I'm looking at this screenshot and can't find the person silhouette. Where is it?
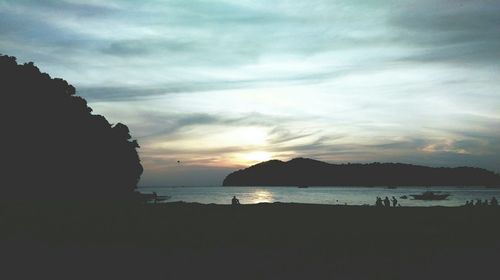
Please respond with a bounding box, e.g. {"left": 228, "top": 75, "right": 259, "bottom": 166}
{"left": 391, "top": 196, "right": 398, "bottom": 207}
{"left": 383, "top": 197, "right": 390, "bottom": 207}
{"left": 491, "top": 197, "right": 498, "bottom": 206}
{"left": 231, "top": 196, "right": 240, "bottom": 205}
{"left": 375, "top": 197, "right": 383, "bottom": 207}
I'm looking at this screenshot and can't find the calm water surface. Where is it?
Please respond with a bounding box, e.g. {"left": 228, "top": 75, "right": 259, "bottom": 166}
{"left": 138, "top": 186, "right": 500, "bottom": 207}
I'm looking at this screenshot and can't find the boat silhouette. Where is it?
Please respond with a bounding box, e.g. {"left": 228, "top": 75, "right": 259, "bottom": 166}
{"left": 410, "top": 191, "right": 450, "bottom": 200}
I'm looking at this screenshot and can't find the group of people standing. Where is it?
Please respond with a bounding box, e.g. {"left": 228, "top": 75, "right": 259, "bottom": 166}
{"left": 375, "top": 196, "right": 398, "bottom": 207}
{"left": 465, "top": 197, "right": 498, "bottom": 207}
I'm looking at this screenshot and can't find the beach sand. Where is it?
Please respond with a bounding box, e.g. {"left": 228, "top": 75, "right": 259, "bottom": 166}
{"left": 1, "top": 201, "right": 499, "bottom": 279}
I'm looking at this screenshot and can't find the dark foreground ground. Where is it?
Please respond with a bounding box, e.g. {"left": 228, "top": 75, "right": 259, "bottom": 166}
{"left": 1, "top": 201, "right": 499, "bottom": 279}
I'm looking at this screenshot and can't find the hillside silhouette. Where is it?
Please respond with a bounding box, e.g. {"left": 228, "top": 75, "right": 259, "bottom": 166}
{"left": 223, "top": 158, "right": 500, "bottom": 187}
{"left": 0, "top": 54, "right": 143, "bottom": 199}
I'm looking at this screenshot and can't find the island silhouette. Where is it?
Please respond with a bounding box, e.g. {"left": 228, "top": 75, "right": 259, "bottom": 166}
{"left": 0, "top": 54, "right": 143, "bottom": 200}
{"left": 223, "top": 158, "right": 500, "bottom": 187}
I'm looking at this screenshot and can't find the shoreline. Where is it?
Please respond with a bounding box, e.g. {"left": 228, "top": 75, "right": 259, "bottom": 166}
{"left": 156, "top": 200, "right": 498, "bottom": 208}
{"left": 138, "top": 186, "right": 500, "bottom": 207}
{"left": 161, "top": 200, "right": 473, "bottom": 207}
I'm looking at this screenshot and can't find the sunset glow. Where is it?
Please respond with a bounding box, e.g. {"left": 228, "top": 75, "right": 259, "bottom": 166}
{"left": 2, "top": 0, "right": 499, "bottom": 186}
{"left": 243, "top": 151, "right": 272, "bottom": 165}
{"left": 249, "top": 189, "right": 274, "bottom": 204}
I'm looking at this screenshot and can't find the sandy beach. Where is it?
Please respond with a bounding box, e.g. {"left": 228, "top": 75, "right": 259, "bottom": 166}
{"left": 1, "top": 201, "right": 499, "bottom": 279}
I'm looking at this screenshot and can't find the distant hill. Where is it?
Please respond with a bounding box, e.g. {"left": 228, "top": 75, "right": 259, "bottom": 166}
{"left": 223, "top": 158, "right": 500, "bottom": 187}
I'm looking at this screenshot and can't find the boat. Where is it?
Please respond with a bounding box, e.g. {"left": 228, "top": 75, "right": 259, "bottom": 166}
{"left": 410, "top": 191, "right": 450, "bottom": 200}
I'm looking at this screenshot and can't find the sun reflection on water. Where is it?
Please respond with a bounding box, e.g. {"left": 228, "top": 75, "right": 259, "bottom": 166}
{"left": 249, "top": 189, "right": 274, "bottom": 204}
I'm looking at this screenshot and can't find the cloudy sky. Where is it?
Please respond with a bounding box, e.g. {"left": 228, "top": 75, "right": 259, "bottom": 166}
{"left": 1, "top": 0, "right": 499, "bottom": 186}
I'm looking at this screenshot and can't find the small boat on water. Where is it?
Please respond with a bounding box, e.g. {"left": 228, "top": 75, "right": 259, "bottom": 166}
{"left": 410, "top": 191, "right": 450, "bottom": 201}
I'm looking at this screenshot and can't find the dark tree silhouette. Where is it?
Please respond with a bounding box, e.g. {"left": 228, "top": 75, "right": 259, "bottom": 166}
{"left": 0, "top": 54, "right": 143, "bottom": 199}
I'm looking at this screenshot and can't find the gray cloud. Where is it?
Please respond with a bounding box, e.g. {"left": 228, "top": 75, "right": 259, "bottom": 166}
{"left": 37, "top": 0, "right": 117, "bottom": 17}
{"left": 101, "top": 41, "right": 153, "bottom": 57}
{"left": 391, "top": 0, "right": 500, "bottom": 64}
{"left": 77, "top": 87, "right": 165, "bottom": 101}
{"left": 1, "top": 0, "right": 117, "bottom": 17}
{"left": 266, "top": 127, "right": 317, "bottom": 145}
{"left": 132, "top": 111, "right": 293, "bottom": 139}
{"left": 0, "top": 10, "right": 74, "bottom": 43}
{"left": 0, "top": 1, "right": 116, "bottom": 41}
{"left": 76, "top": 69, "right": 344, "bottom": 101}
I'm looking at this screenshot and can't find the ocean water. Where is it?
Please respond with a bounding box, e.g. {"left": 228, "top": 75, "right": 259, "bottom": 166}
{"left": 138, "top": 186, "right": 500, "bottom": 207}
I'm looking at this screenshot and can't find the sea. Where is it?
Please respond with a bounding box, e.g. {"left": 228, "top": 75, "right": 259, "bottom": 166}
{"left": 138, "top": 186, "right": 500, "bottom": 207}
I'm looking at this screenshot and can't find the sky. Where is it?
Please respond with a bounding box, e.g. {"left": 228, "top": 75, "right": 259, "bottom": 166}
{"left": 1, "top": 0, "right": 500, "bottom": 186}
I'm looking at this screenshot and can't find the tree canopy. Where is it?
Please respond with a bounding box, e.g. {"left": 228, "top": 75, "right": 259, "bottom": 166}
{"left": 0, "top": 54, "right": 143, "bottom": 199}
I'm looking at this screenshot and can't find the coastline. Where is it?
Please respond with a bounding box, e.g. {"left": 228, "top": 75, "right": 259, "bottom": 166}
{"left": 138, "top": 186, "right": 500, "bottom": 207}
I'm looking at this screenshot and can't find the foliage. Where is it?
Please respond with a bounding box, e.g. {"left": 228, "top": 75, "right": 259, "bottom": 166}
{"left": 0, "top": 54, "right": 143, "bottom": 199}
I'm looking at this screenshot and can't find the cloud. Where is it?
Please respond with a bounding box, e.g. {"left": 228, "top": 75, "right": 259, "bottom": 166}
{"left": 130, "top": 111, "right": 295, "bottom": 139}
{"left": 2, "top": 0, "right": 396, "bottom": 88}
{"left": 77, "top": 87, "right": 167, "bottom": 101}
{"left": 3, "top": 0, "right": 500, "bottom": 186}
{"left": 266, "top": 127, "right": 317, "bottom": 145}
{"left": 0, "top": 0, "right": 118, "bottom": 43}
{"left": 1, "top": 0, "right": 118, "bottom": 17}
{"left": 391, "top": 0, "right": 500, "bottom": 64}
{"left": 101, "top": 41, "right": 153, "bottom": 57}
{"left": 76, "top": 68, "right": 345, "bottom": 101}
{"left": 36, "top": 0, "right": 118, "bottom": 17}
